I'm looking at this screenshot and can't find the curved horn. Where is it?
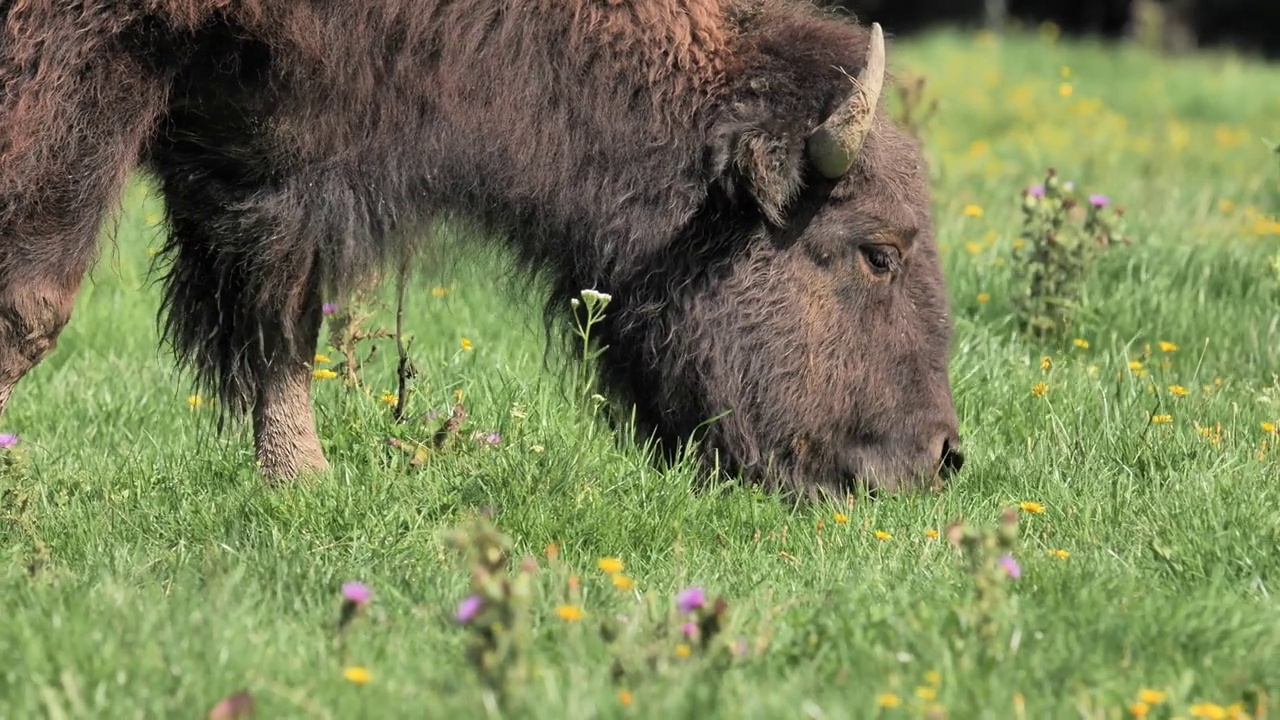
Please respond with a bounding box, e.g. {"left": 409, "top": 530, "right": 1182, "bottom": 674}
{"left": 806, "top": 22, "right": 887, "bottom": 179}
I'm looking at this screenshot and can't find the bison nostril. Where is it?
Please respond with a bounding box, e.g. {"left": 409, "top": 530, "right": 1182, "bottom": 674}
{"left": 939, "top": 437, "right": 965, "bottom": 476}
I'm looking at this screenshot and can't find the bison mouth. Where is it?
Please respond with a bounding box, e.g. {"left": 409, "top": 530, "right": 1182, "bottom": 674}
{"left": 720, "top": 431, "right": 965, "bottom": 501}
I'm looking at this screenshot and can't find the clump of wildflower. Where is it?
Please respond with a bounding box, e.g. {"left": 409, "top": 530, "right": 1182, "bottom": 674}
{"left": 833, "top": 513, "right": 848, "bottom": 524}
{"left": 1012, "top": 167, "right": 1130, "bottom": 342}
{"left": 1048, "top": 549, "right": 1070, "bottom": 559}
{"left": 1032, "top": 382, "right": 1048, "bottom": 397}
{"left": 963, "top": 204, "right": 984, "bottom": 218}
{"left": 1168, "top": 385, "right": 1189, "bottom": 397}
{"left": 445, "top": 513, "right": 539, "bottom": 703}
{"left": 1073, "top": 337, "right": 1089, "bottom": 349}
{"left": 322, "top": 302, "right": 339, "bottom": 316}
{"left": 1151, "top": 414, "right": 1173, "bottom": 424}
{"left": 672, "top": 585, "right": 729, "bottom": 653}
{"left": 1158, "top": 340, "right": 1178, "bottom": 353}
{"left": 925, "top": 529, "right": 939, "bottom": 539}
{"left": 313, "top": 368, "right": 337, "bottom": 380}
{"left": 1019, "top": 501, "right": 1045, "bottom": 514}
{"left": 0, "top": 433, "right": 19, "bottom": 449}
{"left": 945, "top": 507, "right": 1024, "bottom": 662}
{"left": 874, "top": 529, "right": 892, "bottom": 541}
{"left": 598, "top": 557, "right": 624, "bottom": 574}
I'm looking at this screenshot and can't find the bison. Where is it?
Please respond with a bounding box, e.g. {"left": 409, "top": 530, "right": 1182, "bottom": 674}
{"left": 0, "top": 0, "right": 964, "bottom": 497}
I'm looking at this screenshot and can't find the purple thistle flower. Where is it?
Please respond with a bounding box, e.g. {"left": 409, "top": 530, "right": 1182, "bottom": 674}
{"left": 456, "top": 595, "right": 483, "bottom": 623}
{"left": 681, "top": 621, "right": 698, "bottom": 638}
{"left": 1088, "top": 194, "right": 1110, "bottom": 207}
{"left": 999, "top": 554, "right": 1022, "bottom": 579}
{"left": 0, "top": 432, "right": 17, "bottom": 449}
{"left": 1028, "top": 184, "right": 1045, "bottom": 197}
{"left": 483, "top": 431, "right": 501, "bottom": 445}
{"left": 341, "top": 581, "right": 372, "bottom": 605}
{"left": 676, "top": 586, "right": 706, "bottom": 614}
{"left": 322, "top": 302, "right": 339, "bottom": 316}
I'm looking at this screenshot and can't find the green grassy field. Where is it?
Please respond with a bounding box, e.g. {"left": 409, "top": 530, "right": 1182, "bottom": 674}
{"left": 3, "top": 27, "right": 1280, "bottom": 720}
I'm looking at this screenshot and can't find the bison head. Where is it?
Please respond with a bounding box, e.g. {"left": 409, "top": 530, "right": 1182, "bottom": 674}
{"left": 595, "top": 22, "right": 962, "bottom": 499}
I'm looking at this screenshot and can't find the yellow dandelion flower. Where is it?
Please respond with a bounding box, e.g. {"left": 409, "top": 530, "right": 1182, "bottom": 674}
{"left": 1189, "top": 703, "right": 1227, "bottom": 719}
{"left": 1151, "top": 414, "right": 1173, "bottom": 424}
{"left": 876, "top": 693, "right": 902, "bottom": 709}
{"left": 1073, "top": 338, "right": 1089, "bottom": 349}
{"left": 618, "top": 690, "right": 634, "bottom": 706}
{"left": 1263, "top": 422, "right": 1276, "bottom": 434}
{"left": 1158, "top": 341, "right": 1178, "bottom": 352}
{"left": 1019, "top": 501, "right": 1045, "bottom": 514}
{"left": 187, "top": 394, "right": 204, "bottom": 409}
{"left": 1031, "top": 382, "right": 1048, "bottom": 397}
{"left": 925, "top": 670, "right": 941, "bottom": 686}
{"left": 314, "top": 353, "right": 331, "bottom": 364}
{"left": 1059, "top": 83, "right": 1073, "bottom": 98}
{"left": 925, "top": 529, "right": 939, "bottom": 540}
{"left": 1130, "top": 701, "right": 1150, "bottom": 718}
{"left": 431, "top": 286, "right": 449, "bottom": 297}
{"left": 833, "top": 513, "right": 848, "bottom": 524}
{"left": 597, "top": 557, "right": 624, "bottom": 574}
{"left": 556, "top": 604, "right": 584, "bottom": 622}
{"left": 963, "top": 204, "right": 984, "bottom": 218}
{"left": 612, "top": 574, "right": 635, "bottom": 590}
{"left": 977, "top": 292, "right": 990, "bottom": 304}
{"left": 915, "top": 686, "right": 937, "bottom": 702}
{"left": 1226, "top": 702, "right": 1248, "bottom": 719}
{"left": 380, "top": 393, "right": 398, "bottom": 405}
{"left": 675, "top": 643, "right": 692, "bottom": 658}
{"left": 313, "top": 369, "right": 338, "bottom": 380}
{"left": 1138, "top": 689, "right": 1167, "bottom": 705}
{"left": 1049, "top": 548, "right": 1070, "bottom": 559}
{"left": 1129, "top": 360, "right": 1144, "bottom": 372}
{"left": 1040, "top": 355, "right": 1052, "bottom": 371}
{"left": 873, "top": 530, "right": 892, "bottom": 541}
{"left": 1218, "top": 199, "right": 1236, "bottom": 213}
{"left": 343, "top": 666, "right": 371, "bottom": 685}
{"left": 1168, "top": 385, "right": 1189, "bottom": 397}
{"left": 965, "top": 241, "right": 983, "bottom": 255}
{"left": 460, "top": 337, "right": 474, "bottom": 351}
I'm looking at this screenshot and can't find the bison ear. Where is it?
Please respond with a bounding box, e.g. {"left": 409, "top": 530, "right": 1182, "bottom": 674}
{"left": 712, "top": 119, "right": 807, "bottom": 227}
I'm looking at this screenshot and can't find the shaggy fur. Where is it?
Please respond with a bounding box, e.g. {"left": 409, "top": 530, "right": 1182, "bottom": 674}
{"left": 0, "top": 0, "right": 964, "bottom": 496}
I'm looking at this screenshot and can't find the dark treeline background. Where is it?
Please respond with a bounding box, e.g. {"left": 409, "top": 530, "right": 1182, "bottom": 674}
{"left": 824, "top": 0, "right": 1279, "bottom": 58}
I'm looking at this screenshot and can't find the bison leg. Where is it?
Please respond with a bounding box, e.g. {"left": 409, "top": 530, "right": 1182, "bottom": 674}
{"left": 148, "top": 162, "right": 330, "bottom": 482}
{"left": 0, "top": 29, "right": 167, "bottom": 418}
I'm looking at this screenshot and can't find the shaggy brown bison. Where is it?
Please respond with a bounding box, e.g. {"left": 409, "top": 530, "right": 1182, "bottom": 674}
{"left": 0, "top": 0, "right": 963, "bottom": 497}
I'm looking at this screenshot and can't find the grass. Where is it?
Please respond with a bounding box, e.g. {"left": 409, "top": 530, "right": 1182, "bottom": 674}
{"left": 4, "top": 26, "right": 1280, "bottom": 720}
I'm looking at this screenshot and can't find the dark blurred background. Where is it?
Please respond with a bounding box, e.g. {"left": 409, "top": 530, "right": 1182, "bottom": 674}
{"left": 823, "top": 0, "right": 1279, "bottom": 58}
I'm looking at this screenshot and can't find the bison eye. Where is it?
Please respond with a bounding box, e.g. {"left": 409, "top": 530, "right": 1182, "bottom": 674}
{"left": 861, "top": 244, "right": 901, "bottom": 275}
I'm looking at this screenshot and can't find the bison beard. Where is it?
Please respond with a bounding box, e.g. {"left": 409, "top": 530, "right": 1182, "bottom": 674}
{"left": 0, "top": 0, "right": 963, "bottom": 498}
